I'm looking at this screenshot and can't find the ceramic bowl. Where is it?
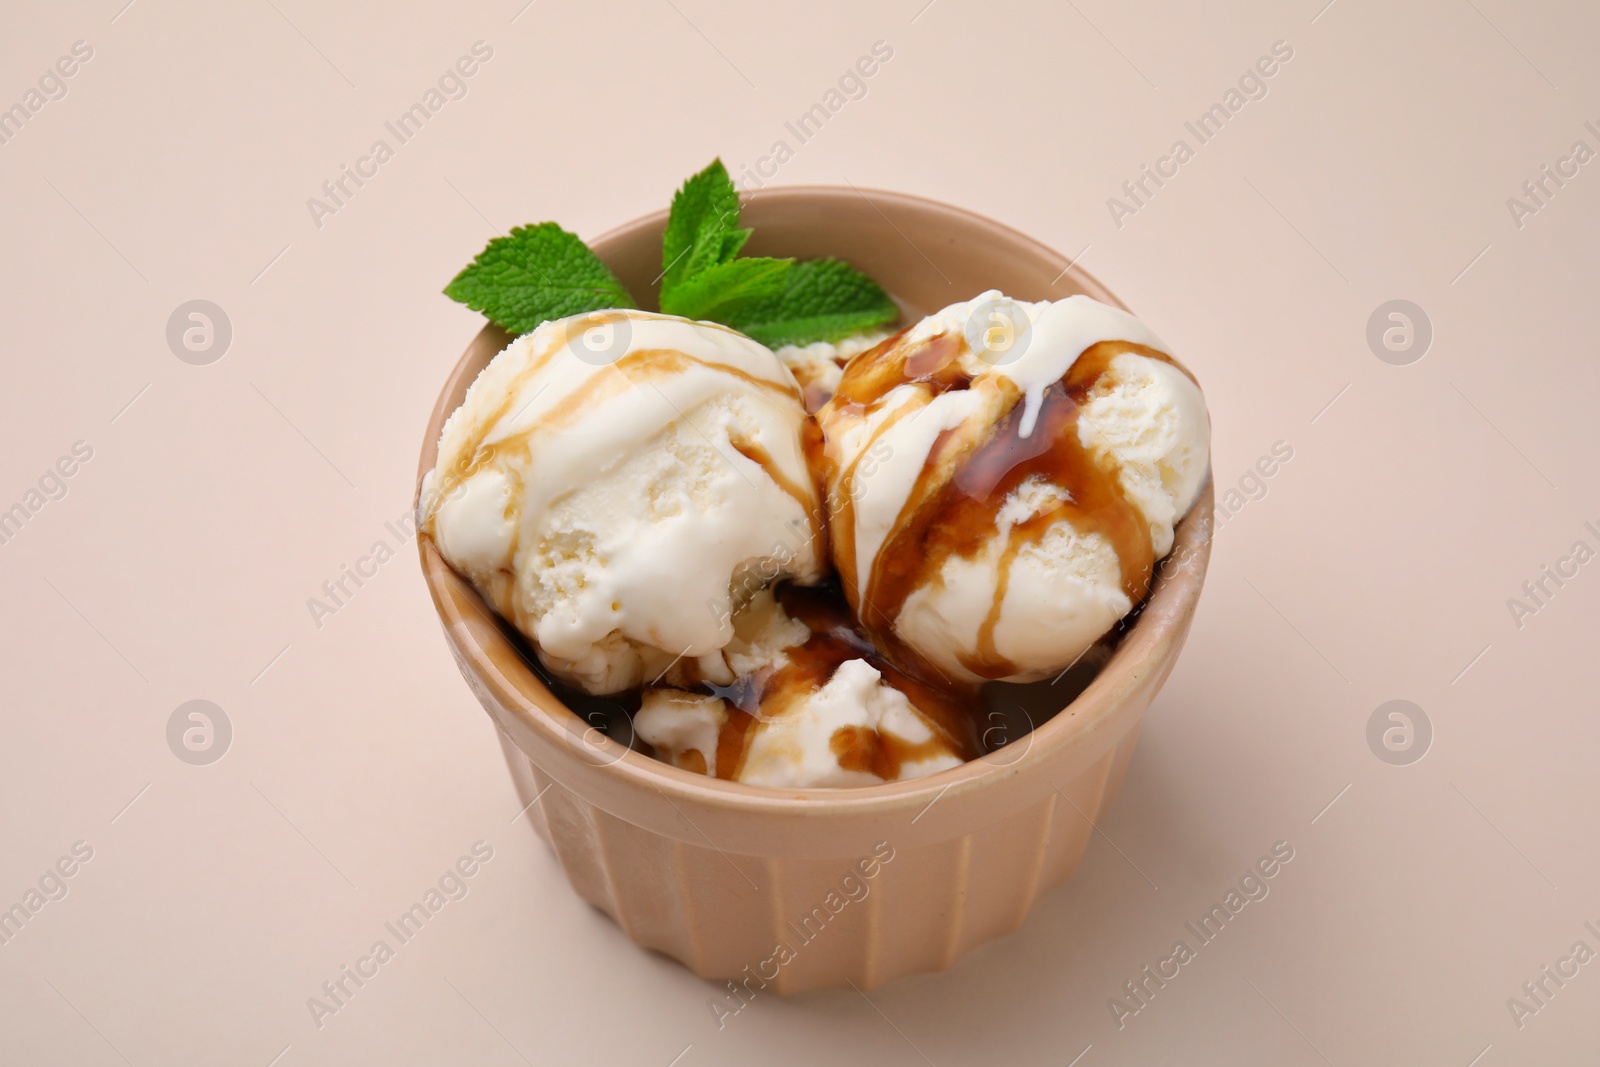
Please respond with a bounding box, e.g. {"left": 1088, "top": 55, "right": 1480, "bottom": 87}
{"left": 416, "top": 187, "right": 1213, "bottom": 993}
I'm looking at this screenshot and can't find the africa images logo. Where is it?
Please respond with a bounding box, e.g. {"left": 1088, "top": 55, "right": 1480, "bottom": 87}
{"left": 1107, "top": 841, "right": 1296, "bottom": 1029}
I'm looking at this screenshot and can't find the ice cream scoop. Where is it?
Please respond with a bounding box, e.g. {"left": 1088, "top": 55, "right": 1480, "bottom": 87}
{"left": 814, "top": 292, "right": 1210, "bottom": 684}
{"left": 632, "top": 587, "right": 975, "bottom": 786}
{"left": 420, "top": 309, "right": 827, "bottom": 694}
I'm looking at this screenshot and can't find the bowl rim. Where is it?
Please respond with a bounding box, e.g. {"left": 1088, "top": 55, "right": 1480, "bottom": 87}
{"left": 416, "top": 184, "right": 1213, "bottom": 818}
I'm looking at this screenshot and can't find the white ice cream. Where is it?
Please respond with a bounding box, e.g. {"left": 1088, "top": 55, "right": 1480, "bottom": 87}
{"left": 817, "top": 291, "right": 1209, "bottom": 684}
{"left": 633, "top": 592, "right": 964, "bottom": 787}
{"left": 774, "top": 329, "right": 893, "bottom": 411}
{"left": 420, "top": 310, "right": 826, "bottom": 694}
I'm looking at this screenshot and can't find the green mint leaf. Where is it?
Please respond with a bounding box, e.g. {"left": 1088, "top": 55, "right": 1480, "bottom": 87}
{"left": 660, "top": 159, "right": 742, "bottom": 299}
{"left": 659, "top": 256, "right": 794, "bottom": 322}
{"left": 719, "top": 226, "right": 753, "bottom": 262}
{"left": 725, "top": 258, "right": 900, "bottom": 348}
{"left": 444, "top": 222, "right": 635, "bottom": 335}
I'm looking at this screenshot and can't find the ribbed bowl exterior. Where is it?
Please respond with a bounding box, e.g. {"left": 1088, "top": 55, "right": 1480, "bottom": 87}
{"left": 418, "top": 187, "right": 1212, "bottom": 994}
{"left": 495, "top": 723, "right": 1143, "bottom": 993}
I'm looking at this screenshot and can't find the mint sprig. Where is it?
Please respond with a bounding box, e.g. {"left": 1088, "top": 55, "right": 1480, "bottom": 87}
{"left": 659, "top": 159, "right": 750, "bottom": 297}
{"left": 444, "top": 223, "right": 634, "bottom": 335}
{"left": 657, "top": 159, "right": 897, "bottom": 344}
{"left": 658, "top": 160, "right": 794, "bottom": 321}
{"left": 443, "top": 158, "right": 901, "bottom": 347}
{"left": 725, "top": 258, "right": 899, "bottom": 348}
{"left": 659, "top": 256, "right": 793, "bottom": 322}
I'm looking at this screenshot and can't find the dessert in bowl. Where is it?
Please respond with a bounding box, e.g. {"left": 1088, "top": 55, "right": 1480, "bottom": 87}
{"left": 417, "top": 175, "right": 1213, "bottom": 992}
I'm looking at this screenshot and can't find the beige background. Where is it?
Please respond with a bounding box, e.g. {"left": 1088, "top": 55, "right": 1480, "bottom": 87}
{"left": 2, "top": 0, "right": 1597, "bottom": 1063}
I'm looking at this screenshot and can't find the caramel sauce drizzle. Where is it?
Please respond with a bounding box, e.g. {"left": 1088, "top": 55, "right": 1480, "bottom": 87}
{"left": 437, "top": 319, "right": 804, "bottom": 524}
{"left": 695, "top": 584, "right": 981, "bottom": 781}
{"left": 828, "top": 330, "right": 1183, "bottom": 681}
{"left": 728, "top": 437, "right": 824, "bottom": 559}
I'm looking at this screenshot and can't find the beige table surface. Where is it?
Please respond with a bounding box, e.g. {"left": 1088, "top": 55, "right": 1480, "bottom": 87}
{"left": 3, "top": 0, "right": 1598, "bottom": 1063}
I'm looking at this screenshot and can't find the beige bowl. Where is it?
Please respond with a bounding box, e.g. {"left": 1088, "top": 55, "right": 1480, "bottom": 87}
{"left": 416, "top": 187, "right": 1213, "bottom": 994}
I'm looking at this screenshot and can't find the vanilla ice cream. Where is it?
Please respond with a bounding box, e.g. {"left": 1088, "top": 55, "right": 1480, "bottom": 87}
{"left": 774, "top": 329, "right": 893, "bottom": 412}
{"left": 633, "top": 589, "right": 971, "bottom": 786}
{"left": 815, "top": 292, "right": 1209, "bottom": 684}
{"left": 420, "top": 309, "right": 826, "bottom": 694}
